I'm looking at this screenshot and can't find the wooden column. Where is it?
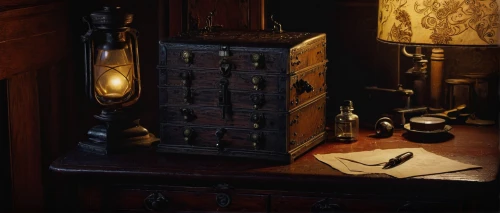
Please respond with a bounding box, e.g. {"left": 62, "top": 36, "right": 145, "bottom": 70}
{"left": 7, "top": 72, "right": 43, "bottom": 210}
{"left": 169, "top": 0, "right": 184, "bottom": 37}
{"left": 430, "top": 48, "right": 445, "bottom": 110}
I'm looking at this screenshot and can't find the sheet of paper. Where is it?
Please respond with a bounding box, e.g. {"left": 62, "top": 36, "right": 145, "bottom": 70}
{"left": 314, "top": 152, "right": 369, "bottom": 175}
{"left": 314, "top": 148, "right": 481, "bottom": 178}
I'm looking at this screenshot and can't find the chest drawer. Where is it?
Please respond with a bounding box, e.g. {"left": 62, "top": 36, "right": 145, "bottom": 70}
{"left": 161, "top": 106, "right": 286, "bottom": 131}
{"left": 162, "top": 44, "right": 286, "bottom": 73}
{"left": 159, "top": 68, "right": 286, "bottom": 92}
{"left": 160, "top": 124, "right": 287, "bottom": 155}
{"left": 159, "top": 87, "right": 287, "bottom": 111}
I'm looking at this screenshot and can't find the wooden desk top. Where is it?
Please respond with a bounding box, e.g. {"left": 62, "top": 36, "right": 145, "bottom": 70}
{"left": 50, "top": 125, "right": 499, "bottom": 199}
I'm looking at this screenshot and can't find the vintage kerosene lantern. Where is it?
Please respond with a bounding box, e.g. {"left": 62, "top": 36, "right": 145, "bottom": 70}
{"left": 78, "top": 6, "right": 158, "bottom": 155}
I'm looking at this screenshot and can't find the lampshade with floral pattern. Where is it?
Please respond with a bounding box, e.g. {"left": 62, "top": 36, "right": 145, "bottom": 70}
{"left": 377, "top": 0, "right": 499, "bottom": 47}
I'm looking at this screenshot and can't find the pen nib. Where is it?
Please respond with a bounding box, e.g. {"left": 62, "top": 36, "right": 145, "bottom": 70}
{"left": 382, "top": 152, "right": 413, "bottom": 169}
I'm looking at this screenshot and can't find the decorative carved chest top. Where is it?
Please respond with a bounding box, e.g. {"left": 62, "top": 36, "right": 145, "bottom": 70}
{"left": 170, "top": 30, "right": 322, "bottom": 48}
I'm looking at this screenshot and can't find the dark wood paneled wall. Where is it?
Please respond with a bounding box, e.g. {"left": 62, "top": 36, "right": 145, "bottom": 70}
{"left": 8, "top": 71, "right": 43, "bottom": 210}
{"left": 0, "top": 0, "right": 72, "bottom": 211}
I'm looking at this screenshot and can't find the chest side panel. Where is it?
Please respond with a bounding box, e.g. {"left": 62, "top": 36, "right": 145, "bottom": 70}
{"left": 288, "top": 94, "right": 327, "bottom": 152}
{"left": 289, "top": 35, "right": 327, "bottom": 73}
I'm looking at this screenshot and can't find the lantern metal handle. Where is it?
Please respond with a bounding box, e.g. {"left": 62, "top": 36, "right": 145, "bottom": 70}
{"left": 126, "top": 28, "right": 141, "bottom": 108}
{"left": 82, "top": 16, "right": 95, "bottom": 102}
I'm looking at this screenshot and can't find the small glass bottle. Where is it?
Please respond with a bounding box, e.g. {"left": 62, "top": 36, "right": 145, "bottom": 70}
{"left": 335, "top": 100, "right": 359, "bottom": 142}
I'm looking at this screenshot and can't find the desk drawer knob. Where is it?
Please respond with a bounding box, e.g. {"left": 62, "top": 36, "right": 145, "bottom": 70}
{"left": 215, "top": 193, "right": 231, "bottom": 208}
{"left": 144, "top": 192, "right": 168, "bottom": 211}
{"left": 311, "top": 198, "right": 342, "bottom": 213}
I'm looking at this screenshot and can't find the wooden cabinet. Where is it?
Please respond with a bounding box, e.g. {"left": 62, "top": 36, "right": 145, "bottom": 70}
{"left": 50, "top": 125, "right": 500, "bottom": 213}
{"left": 168, "top": 0, "right": 265, "bottom": 36}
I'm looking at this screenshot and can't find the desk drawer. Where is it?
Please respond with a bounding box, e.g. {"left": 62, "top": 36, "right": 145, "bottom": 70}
{"left": 270, "top": 195, "right": 462, "bottom": 213}
{"left": 110, "top": 186, "right": 268, "bottom": 212}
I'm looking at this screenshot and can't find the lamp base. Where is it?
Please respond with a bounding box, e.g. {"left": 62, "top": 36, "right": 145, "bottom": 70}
{"left": 78, "top": 109, "right": 159, "bottom": 155}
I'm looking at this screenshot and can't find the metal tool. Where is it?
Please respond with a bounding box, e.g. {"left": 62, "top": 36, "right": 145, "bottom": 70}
{"left": 382, "top": 152, "right": 413, "bottom": 169}
{"left": 424, "top": 104, "right": 467, "bottom": 122}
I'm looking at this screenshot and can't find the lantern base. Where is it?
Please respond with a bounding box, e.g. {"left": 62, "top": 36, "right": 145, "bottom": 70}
{"left": 78, "top": 109, "right": 159, "bottom": 155}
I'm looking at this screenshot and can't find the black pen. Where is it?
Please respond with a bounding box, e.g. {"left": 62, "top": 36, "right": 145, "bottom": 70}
{"left": 382, "top": 152, "right": 413, "bottom": 169}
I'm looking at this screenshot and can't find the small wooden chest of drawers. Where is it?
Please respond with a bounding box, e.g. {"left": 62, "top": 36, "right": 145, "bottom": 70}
{"left": 157, "top": 30, "right": 328, "bottom": 163}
